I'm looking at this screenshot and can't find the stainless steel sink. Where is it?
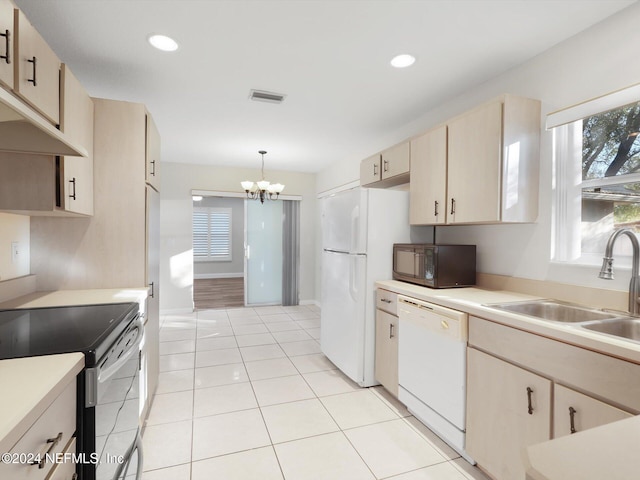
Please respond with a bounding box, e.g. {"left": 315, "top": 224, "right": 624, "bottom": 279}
{"left": 485, "top": 299, "right": 619, "bottom": 323}
{"left": 580, "top": 318, "right": 640, "bottom": 343}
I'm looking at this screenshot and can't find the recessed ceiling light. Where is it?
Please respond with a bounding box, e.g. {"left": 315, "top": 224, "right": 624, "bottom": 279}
{"left": 390, "top": 54, "right": 416, "bottom": 68}
{"left": 148, "top": 34, "right": 179, "bottom": 52}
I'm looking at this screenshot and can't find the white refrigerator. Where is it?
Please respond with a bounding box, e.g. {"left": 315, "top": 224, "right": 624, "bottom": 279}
{"left": 320, "top": 186, "right": 411, "bottom": 386}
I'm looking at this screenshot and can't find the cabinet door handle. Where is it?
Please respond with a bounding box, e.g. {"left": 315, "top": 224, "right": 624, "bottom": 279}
{"left": 27, "top": 56, "right": 37, "bottom": 86}
{"left": 30, "top": 432, "right": 63, "bottom": 469}
{"left": 526, "top": 387, "right": 534, "bottom": 414}
{"left": 450, "top": 198, "right": 456, "bottom": 215}
{"left": 383, "top": 159, "right": 389, "bottom": 172}
{"left": 69, "top": 177, "right": 77, "bottom": 200}
{"left": 373, "top": 163, "right": 378, "bottom": 176}
{"left": 569, "top": 406, "right": 577, "bottom": 434}
{"left": 150, "top": 159, "right": 156, "bottom": 176}
{"left": 149, "top": 281, "right": 155, "bottom": 298}
{"left": 389, "top": 323, "right": 395, "bottom": 338}
{"left": 0, "top": 29, "right": 9, "bottom": 64}
{"left": 434, "top": 200, "right": 439, "bottom": 217}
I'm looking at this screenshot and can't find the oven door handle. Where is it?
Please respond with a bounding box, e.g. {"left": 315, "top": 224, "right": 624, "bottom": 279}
{"left": 98, "top": 319, "right": 143, "bottom": 384}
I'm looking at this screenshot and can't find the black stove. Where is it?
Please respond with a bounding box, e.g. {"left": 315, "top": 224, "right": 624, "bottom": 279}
{"left": 0, "top": 302, "right": 139, "bottom": 365}
{"left": 0, "top": 302, "right": 144, "bottom": 480}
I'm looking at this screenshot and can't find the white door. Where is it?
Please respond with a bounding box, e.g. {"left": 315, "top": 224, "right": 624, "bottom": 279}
{"left": 244, "top": 200, "right": 283, "bottom": 306}
{"left": 320, "top": 250, "right": 367, "bottom": 384}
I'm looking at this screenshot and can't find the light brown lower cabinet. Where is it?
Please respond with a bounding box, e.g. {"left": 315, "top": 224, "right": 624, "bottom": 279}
{"left": 553, "top": 384, "right": 632, "bottom": 438}
{"left": 374, "top": 309, "right": 398, "bottom": 397}
{"left": 466, "top": 347, "right": 552, "bottom": 480}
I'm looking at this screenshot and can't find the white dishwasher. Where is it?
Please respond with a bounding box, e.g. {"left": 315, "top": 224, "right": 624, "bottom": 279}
{"left": 397, "top": 295, "right": 474, "bottom": 463}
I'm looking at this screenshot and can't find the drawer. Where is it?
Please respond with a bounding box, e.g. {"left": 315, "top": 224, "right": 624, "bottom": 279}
{"left": 0, "top": 380, "right": 76, "bottom": 480}
{"left": 45, "top": 436, "right": 76, "bottom": 480}
{"left": 376, "top": 289, "right": 398, "bottom": 315}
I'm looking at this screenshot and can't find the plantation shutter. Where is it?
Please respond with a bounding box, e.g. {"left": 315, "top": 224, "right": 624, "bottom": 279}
{"left": 193, "top": 207, "right": 232, "bottom": 260}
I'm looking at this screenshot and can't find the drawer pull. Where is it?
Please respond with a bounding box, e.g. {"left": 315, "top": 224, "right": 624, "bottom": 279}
{"left": 27, "top": 56, "right": 37, "bottom": 86}
{"left": 569, "top": 406, "right": 577, "bottom": 434}
{"left": 526, "top": 387, "right": 534, "bottom": 415}
{"left": 0, "top": 29, "right": 9, "bottom": 64}
{"left": 380, "top": 298, "right": 392, "bottom": 304}
{"left": 30, "top": 432, "right": 63, "bottom": 469}
{"left": 441, "top": 320, "right": 449, "bottom": 329}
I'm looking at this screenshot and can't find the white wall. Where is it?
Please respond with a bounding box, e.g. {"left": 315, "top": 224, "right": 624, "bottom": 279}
{"left": 0, "top": 213, "right": 30, "bottom": 281}
{"left": 316, "top": 2, "right": 640, "bottom": 296}
{"left": 160, "top": 162, "right": 316, "bottom": 312}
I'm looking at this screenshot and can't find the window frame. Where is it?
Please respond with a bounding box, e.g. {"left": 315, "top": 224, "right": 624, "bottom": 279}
{"left": 552, "top": 83, "right": 640, "bottom": 267}
{"left": 193, "top": 206, "right": 232, "bottom": 262}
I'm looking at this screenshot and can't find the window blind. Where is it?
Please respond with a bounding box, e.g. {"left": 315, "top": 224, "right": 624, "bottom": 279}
{"left": 193, "top": 207, "right": 232, "bottom": 261}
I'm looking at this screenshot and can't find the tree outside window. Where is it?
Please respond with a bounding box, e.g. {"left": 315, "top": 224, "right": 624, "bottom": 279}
{"left": 580, "top": 101, "right": 640, "bottom": 258}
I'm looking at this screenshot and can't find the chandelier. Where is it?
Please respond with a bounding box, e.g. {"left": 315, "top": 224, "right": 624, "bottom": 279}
{"left": 241, "top": 150, "right": 285, "bottom": 203}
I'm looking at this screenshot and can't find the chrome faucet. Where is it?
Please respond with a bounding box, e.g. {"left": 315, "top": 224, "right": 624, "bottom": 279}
{"left": 598, "top": 228, "right": 640, "bottom": 315}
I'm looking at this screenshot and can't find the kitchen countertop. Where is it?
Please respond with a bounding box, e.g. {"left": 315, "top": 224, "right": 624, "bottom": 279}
{"left": 0, "top": 353, "right": 84, "bottom": 454}
{"left": 376, "top": 279, "right": 640, "bottom": 480}
{"left": 0, "top": 288, "right": 149, "bottom": 310}
{"left": 376, "top": 280, "right": 640, "bottom": 364}
{"left": 525, "top": 416, "right": 640, "bottom": 480}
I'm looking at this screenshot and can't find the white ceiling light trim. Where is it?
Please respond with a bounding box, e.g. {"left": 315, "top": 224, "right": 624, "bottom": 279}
{"left": 390, "top": 54, "right": 416, "bottom": 68}
{"left": 148, "top": 34, "right": 179, "bottom": 52}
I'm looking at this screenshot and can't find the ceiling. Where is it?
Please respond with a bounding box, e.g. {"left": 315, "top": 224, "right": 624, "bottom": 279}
{"left": 14, "top": 0, "right": 636, "bottom": 173}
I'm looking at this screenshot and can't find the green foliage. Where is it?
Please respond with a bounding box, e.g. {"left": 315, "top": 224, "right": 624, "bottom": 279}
{"left": 582, "top": 103, "right": 640, "bottom": 179}
{"left": 614, "top": 203, "right": 640, "bottom": 224}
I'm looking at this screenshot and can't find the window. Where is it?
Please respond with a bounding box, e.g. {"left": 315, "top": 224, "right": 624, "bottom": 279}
{"left": 552, "top": 85, "right": 640, "bottom": 264}
{"left": 193, "top": 207, "right": 232, "bottom": 261}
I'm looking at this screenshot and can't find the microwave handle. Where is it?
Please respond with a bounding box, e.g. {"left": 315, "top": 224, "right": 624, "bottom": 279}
{"left": 414, "top": 252, "right": 425, "bottom": 279}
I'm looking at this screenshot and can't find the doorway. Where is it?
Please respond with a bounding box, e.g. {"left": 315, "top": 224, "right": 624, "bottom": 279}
{"left": 193, "top": 195, "right": 245, "bottom": 309}
{"left": 192, "top": 192, "right": 300, "bottom": 310}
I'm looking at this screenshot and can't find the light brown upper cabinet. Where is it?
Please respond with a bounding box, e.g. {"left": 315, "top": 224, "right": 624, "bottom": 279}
{"left": 410, "top": 95, "right": 540, "bottom": 225}
{"left": 0, "top": 64, "right": 93, "bottom": 216}
{"left": 381, "top": 142, "right": 410, "bottom": 181}
{"left": 446, "top": 95, "right": 540, "bottom": 224}
{"left": 360, "top": 142, "right": 410, "bottom": 188}
{"left": 360, "top": 153, "right": 382, "bottom": 186}
{"left": 146, "top": 113, "right": 160, "bottom": 190}
{"left": 0, "top": 0, "right": 14, "bottom": 89}
{"left": 59, "top": 64, "right": 94, "bottom": 215}
{"left": 13, "top": 9, "right": 61, "bottom": 125}
{"left": 410, "top": 125, "right": 447, "bottom": 225}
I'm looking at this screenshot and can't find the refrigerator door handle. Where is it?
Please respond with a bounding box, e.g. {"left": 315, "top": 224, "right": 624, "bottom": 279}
{"left": 350, "top": 206, "right": 359, "bottom": 253}
{"left": 349, "top": 256, "right": 358, "bottom": 302}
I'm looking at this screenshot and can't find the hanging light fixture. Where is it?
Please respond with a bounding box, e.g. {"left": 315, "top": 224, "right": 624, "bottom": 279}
{"left": 241, "top": 150, "right": 285, "bottom": 203}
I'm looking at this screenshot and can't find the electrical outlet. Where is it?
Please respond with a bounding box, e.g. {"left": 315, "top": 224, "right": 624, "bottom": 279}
{"left": 11, "top": 242, "right": 19, "bottom": 263}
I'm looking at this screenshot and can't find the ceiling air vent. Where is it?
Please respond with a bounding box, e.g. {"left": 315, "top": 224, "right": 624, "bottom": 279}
{"left": 249, "top": 89, "right": 286, "bottom": 104}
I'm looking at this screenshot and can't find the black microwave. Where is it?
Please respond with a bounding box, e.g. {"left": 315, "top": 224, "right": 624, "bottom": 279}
{"left": 392, "top": 243, "right": 476, "bottom": 288}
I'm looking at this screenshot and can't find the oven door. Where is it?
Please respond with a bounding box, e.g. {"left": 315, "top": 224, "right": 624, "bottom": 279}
{"left": 91, "top": 318, "right": 143, "bottom": 480}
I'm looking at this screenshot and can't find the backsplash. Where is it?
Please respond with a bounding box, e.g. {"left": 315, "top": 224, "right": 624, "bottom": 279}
{"left": 0, "top": 213, "right": 30, "bottom": 281}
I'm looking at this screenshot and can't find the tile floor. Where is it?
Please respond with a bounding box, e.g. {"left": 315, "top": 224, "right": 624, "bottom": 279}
{"left": 142, "top": 305, "right": 490, "bottom": 480}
